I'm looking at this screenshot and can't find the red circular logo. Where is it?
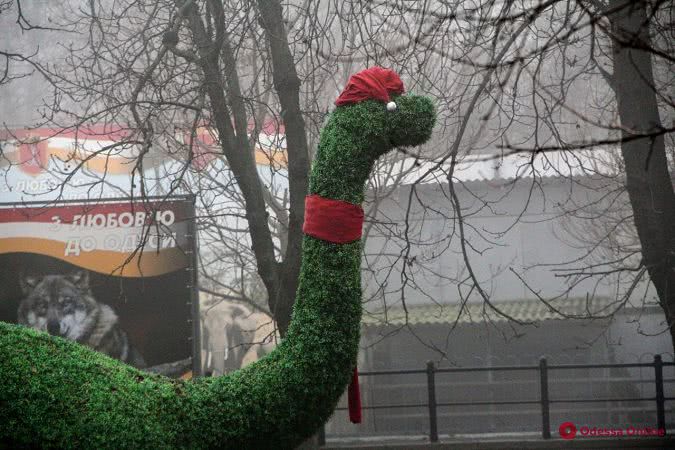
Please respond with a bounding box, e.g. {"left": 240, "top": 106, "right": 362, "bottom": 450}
{"left": 559, "top": 421, "right": 577, "bottom": 440}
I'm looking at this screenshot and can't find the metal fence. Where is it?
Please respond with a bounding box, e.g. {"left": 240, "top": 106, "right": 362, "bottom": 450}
{"left": 321, "top": 355, "right": 674, "bottom": 443}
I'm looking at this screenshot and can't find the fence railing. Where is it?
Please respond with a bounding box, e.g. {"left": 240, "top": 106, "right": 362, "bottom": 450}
{"left": 321, "top": 355, "right": 674, "bottom": 444}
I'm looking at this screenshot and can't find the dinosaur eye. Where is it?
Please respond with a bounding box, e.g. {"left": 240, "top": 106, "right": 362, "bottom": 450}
{"left": 386, "top": 101, "right": 397, "bottom": 112}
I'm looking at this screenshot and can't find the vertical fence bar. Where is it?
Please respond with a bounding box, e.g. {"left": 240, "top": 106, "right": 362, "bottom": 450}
{"left": 654, "top": 354, "right": 665, "bottom": 434}
{"left": 426, "top": 361, "right": 439, "bottom": 443}
{"left": 540, "top": 357, "right": 551, "bottom": 439}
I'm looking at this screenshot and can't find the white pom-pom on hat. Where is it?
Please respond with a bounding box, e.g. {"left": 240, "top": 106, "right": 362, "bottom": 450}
{"left": 386, "top": 101, "right": 397, "bottom": 111}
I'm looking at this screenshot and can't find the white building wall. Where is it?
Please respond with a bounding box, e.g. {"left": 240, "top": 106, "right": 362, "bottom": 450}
{"left": 363, "top": 176, "right": 657, "bottom": 309}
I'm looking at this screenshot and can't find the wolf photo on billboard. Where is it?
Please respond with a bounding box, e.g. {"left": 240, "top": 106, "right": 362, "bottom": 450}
{"left": 17, "top": 270, "right": 147, "bottom": 368}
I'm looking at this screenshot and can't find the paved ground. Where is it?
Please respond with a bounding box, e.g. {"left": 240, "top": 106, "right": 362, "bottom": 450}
{"left": 323, "top": 436, "right": 675, "bottom": 449}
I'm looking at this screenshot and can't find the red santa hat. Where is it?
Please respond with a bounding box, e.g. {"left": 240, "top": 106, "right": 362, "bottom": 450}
{"left": 335, "top": 67, "right": 405, "bottom": 108}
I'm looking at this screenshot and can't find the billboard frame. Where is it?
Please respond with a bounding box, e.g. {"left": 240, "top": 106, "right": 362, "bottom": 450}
{"left": 0, "top": 194, "right": 201, "bottom": 377}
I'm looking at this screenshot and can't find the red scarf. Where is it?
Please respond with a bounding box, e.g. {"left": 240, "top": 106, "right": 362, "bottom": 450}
{"left": 303, "top": 194, "right": 364, "bottom": 244}
{"left": 303, "top": 194, "right": 364, "bottom": 423}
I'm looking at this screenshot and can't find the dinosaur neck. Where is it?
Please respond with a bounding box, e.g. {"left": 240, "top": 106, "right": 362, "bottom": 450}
{"left": 184, "top": 134, "right": 375, "bottom": 448}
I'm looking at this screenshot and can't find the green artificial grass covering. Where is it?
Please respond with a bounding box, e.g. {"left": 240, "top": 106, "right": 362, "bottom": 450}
{"left": 0, "top": 94, "right": 435, "bottom": 449}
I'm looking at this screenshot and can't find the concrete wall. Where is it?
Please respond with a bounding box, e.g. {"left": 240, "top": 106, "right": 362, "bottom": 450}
{"left": 362, "top": 175, "right": 657, "bottom": 310}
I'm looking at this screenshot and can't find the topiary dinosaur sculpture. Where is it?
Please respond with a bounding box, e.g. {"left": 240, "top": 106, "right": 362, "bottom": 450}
{"left": 0, "top": 67, "right": 436, "bottom": 449}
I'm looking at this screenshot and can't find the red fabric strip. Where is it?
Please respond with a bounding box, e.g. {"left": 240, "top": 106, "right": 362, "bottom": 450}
{"left": 302, "top": 194, "right": 364, "bottom": 244}
{"left": 348, "top": 367, "right": 362, "bottom": 424}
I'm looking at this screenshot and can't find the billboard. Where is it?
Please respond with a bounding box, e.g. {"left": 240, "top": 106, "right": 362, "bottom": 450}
{"left": 0, "top": 197, "right": 199, "bottom": 377}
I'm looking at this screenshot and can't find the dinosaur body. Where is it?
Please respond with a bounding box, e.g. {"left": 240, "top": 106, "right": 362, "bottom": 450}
{"left": 0, "top": 74, "right": 435, "bottom": 448}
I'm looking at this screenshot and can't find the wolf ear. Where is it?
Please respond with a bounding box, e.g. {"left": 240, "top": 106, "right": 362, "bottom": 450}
{"left": 69, "top": 270, "right": 90, "bottom": 289}
{"left": 19, "top": 274, "right": 40, "bottom": 295}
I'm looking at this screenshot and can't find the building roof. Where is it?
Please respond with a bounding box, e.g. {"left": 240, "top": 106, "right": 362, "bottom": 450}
{"left": 370, "top": 149, "right": 621, "bottom": 186}
{"left": 361, "top": 296, "right": 654, "bottom": 327}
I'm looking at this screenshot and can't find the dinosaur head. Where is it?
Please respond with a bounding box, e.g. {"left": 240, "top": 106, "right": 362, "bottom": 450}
{"left": 310, "top": 68, "right": 436, "bottom": 203}
{"left": 330, "top": 94, "right": 436, "bottom": 160}
{"left": 331, "top": 67, "right": 435, "bottom": 161}
{"left": 379, "top": 93, "right": 436, "bottom": 149}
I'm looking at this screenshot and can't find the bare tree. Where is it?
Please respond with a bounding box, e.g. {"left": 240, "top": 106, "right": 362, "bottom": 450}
{"left": 2, "top": 0, "right": 316, "bottom": 335}
{"left": 3, "top": 0, "right": 672, "bottom": 360}
{"left": 9, "top": 0, "right": 461, "bottom": 339}
{"left": 604, "top": 0, "right": 675, "bottom": 349}
{"left": 352, "top": 0, "right": 674, "bottom": 350}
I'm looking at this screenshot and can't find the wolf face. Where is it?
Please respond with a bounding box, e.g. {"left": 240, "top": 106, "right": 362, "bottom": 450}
{"left": 18, "top": 271, "right": 146, "bottom": 368}
{"left": 19, "top": 271, "right": 95, "bottom": 341}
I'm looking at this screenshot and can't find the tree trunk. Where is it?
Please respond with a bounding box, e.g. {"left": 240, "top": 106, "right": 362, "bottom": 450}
{"left": 608, "top": 0, "right": 675, "bottom": 349}
{"left": 257, "top": 0, "right": 310, "bottom": 336}
{"left": 183, "top": 0, "right": 309, "bottom": 336}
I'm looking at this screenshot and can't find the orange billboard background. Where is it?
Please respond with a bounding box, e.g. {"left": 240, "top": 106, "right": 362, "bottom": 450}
{"left": 0, "top": 200, "right": 191, "bottom": 277}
